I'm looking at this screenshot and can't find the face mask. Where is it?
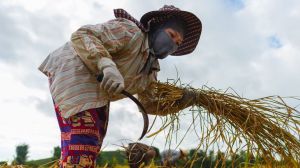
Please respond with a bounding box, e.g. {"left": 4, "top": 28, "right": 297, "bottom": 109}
{"left": 148, "top": 17, "right": 186, "bottom": 59}
{"left": 150, "top": 28, "right": 178, "bottom": 59}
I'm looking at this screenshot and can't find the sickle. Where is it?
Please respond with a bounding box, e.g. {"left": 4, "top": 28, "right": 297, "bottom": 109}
{"left": 97, "top": 74, "right": 149, "bottom": 140}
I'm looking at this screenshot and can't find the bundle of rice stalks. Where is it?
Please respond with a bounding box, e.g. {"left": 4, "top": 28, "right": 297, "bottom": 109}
{"left": 123, "top": 142, "right": 157, "bottom": 168}
{"left": 141, "top": 81, "right": 300, "bottom": 166}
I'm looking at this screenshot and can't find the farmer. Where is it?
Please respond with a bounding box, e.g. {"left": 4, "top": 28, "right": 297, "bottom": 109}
{"left": 38, "top": 5, "right": 202, "bottom": 167}
{"left": 160, "top": 149, "right": 189, "bottom": 167}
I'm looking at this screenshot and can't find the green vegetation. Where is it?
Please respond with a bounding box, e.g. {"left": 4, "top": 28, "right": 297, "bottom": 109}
{"left": 13, "top": 144, "right": 29, "bottom": 165}
{"left": 26, "top": 158, "right": 53, "bottom": 168}
{"left": 1, "top": 144, "right": 296, "bottom": 167}
{"left": 52, "top": 146, "right": 61, "bottom": 160}
{"left": 96, "top": 150, "right": 127, "bottom": 167}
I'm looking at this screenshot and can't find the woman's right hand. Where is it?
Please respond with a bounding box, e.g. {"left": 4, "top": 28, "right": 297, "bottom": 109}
{"left": 101, "top": 66, "right": 124, "bottom": 95}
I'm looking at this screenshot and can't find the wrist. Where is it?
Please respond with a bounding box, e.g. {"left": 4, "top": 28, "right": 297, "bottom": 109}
{"left": 97, "top": 57, "right": 116, "bottom": 72}
{"left": 177, "top": 89, "right": 196, "bottom": 107}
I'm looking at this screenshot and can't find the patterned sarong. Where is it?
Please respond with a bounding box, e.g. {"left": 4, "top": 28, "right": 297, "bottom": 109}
{"left": 54, "top": 104, "right": 109, "bottom": 168}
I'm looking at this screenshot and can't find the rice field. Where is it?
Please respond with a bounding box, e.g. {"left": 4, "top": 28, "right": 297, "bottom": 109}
{"left": 2, "top": 81, "right": 300, "bottom": 168}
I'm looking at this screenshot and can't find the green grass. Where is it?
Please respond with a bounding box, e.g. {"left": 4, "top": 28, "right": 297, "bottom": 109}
{"left": 26, "top": 158, "right": 53, "bottom": 168}
{"left": 97, "top": 150, "right": 127, "bottom": 166}
{"left": 21, "top": 150, "right": 127, "bottom": 167}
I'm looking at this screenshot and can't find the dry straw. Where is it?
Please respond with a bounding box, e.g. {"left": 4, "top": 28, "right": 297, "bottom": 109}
{"left": 140, "top": 81, "right": 300, "bottom": 166}
{"left": 6, "top": 80, "right": 300, "bottom": 167}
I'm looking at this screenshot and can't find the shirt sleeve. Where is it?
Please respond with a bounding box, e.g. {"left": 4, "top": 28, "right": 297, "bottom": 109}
{"left": 71, "top": 18, "right": 140, "bottom": 74}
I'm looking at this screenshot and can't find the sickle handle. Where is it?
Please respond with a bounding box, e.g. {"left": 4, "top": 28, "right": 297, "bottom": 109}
{"left": 97, "top": 74, "right": 149, "bottom": 140}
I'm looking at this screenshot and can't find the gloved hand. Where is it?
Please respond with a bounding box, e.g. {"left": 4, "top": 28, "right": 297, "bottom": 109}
{"left": 98, "top": 57, "right": 124, "bottom": 95}
{"left": 177, "top": 88, "right": 197, "bottom": 107}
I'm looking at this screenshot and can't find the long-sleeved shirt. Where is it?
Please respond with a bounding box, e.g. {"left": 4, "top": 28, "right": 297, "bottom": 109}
{"left": 38, "top": 18, "right": 160, "bottom": 118}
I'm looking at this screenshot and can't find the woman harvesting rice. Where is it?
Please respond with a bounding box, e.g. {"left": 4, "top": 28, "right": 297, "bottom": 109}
{"left": 38, "top": 5, "right": 202, "bottom": 167}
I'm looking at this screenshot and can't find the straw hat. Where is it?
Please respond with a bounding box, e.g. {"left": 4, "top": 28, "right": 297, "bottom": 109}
{"left": 114, "top": 5, "right": 202, "bottom": 56}
{"left": 140, "top": 5, "right": 202, "bottom": 56}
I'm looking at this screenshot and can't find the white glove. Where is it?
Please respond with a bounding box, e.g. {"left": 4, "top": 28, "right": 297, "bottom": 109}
{"left": 98, "top": 57, "right": 124, "bottom": 95}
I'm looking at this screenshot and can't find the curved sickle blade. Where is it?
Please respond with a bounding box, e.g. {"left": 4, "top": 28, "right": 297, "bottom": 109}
{"left": 97, "top": 74, "right": 149, "bottom": 140}
{"left": 121, "top": 90, "right": 149, "bottom": 140}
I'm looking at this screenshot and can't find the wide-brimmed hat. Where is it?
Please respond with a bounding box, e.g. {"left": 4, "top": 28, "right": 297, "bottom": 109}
{"left": 114, "top": 5, "right": 202, "bottom": 56}
{"left": 141, "top": 5, "right": 202, "bottom": 56}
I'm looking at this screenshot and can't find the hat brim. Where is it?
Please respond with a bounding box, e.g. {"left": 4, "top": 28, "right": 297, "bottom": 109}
{"left": 140, "top": 10, "right": 202, "bottom": 56}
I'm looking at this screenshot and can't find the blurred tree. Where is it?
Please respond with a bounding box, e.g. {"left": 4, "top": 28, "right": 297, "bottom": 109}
{"left": 230, "top": 152, "right": 242, "bottom": 168}
{"left": 0, "top": 161, "right": 8, "bottom": 166}
{"left": 208, "top": 150, "right": 215, "bottom": 167}
{"left": 188, "top": 149, "right": 211, "bottom": 168}
{"left": 151, "top": 146, "right": 161, "bottom": 164}
{"left": 215, "top": 150, "right": 225, "bottom": 168}
{"left": 14, "top": 143, "right": 29, "bottom": 165}
{"left": 52, "top": 146, "right": 61, "bottom": 160}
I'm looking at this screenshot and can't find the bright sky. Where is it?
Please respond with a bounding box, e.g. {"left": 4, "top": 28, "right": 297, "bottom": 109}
{"left": 0, "top": 0, "right": 300, "bottom": 161}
